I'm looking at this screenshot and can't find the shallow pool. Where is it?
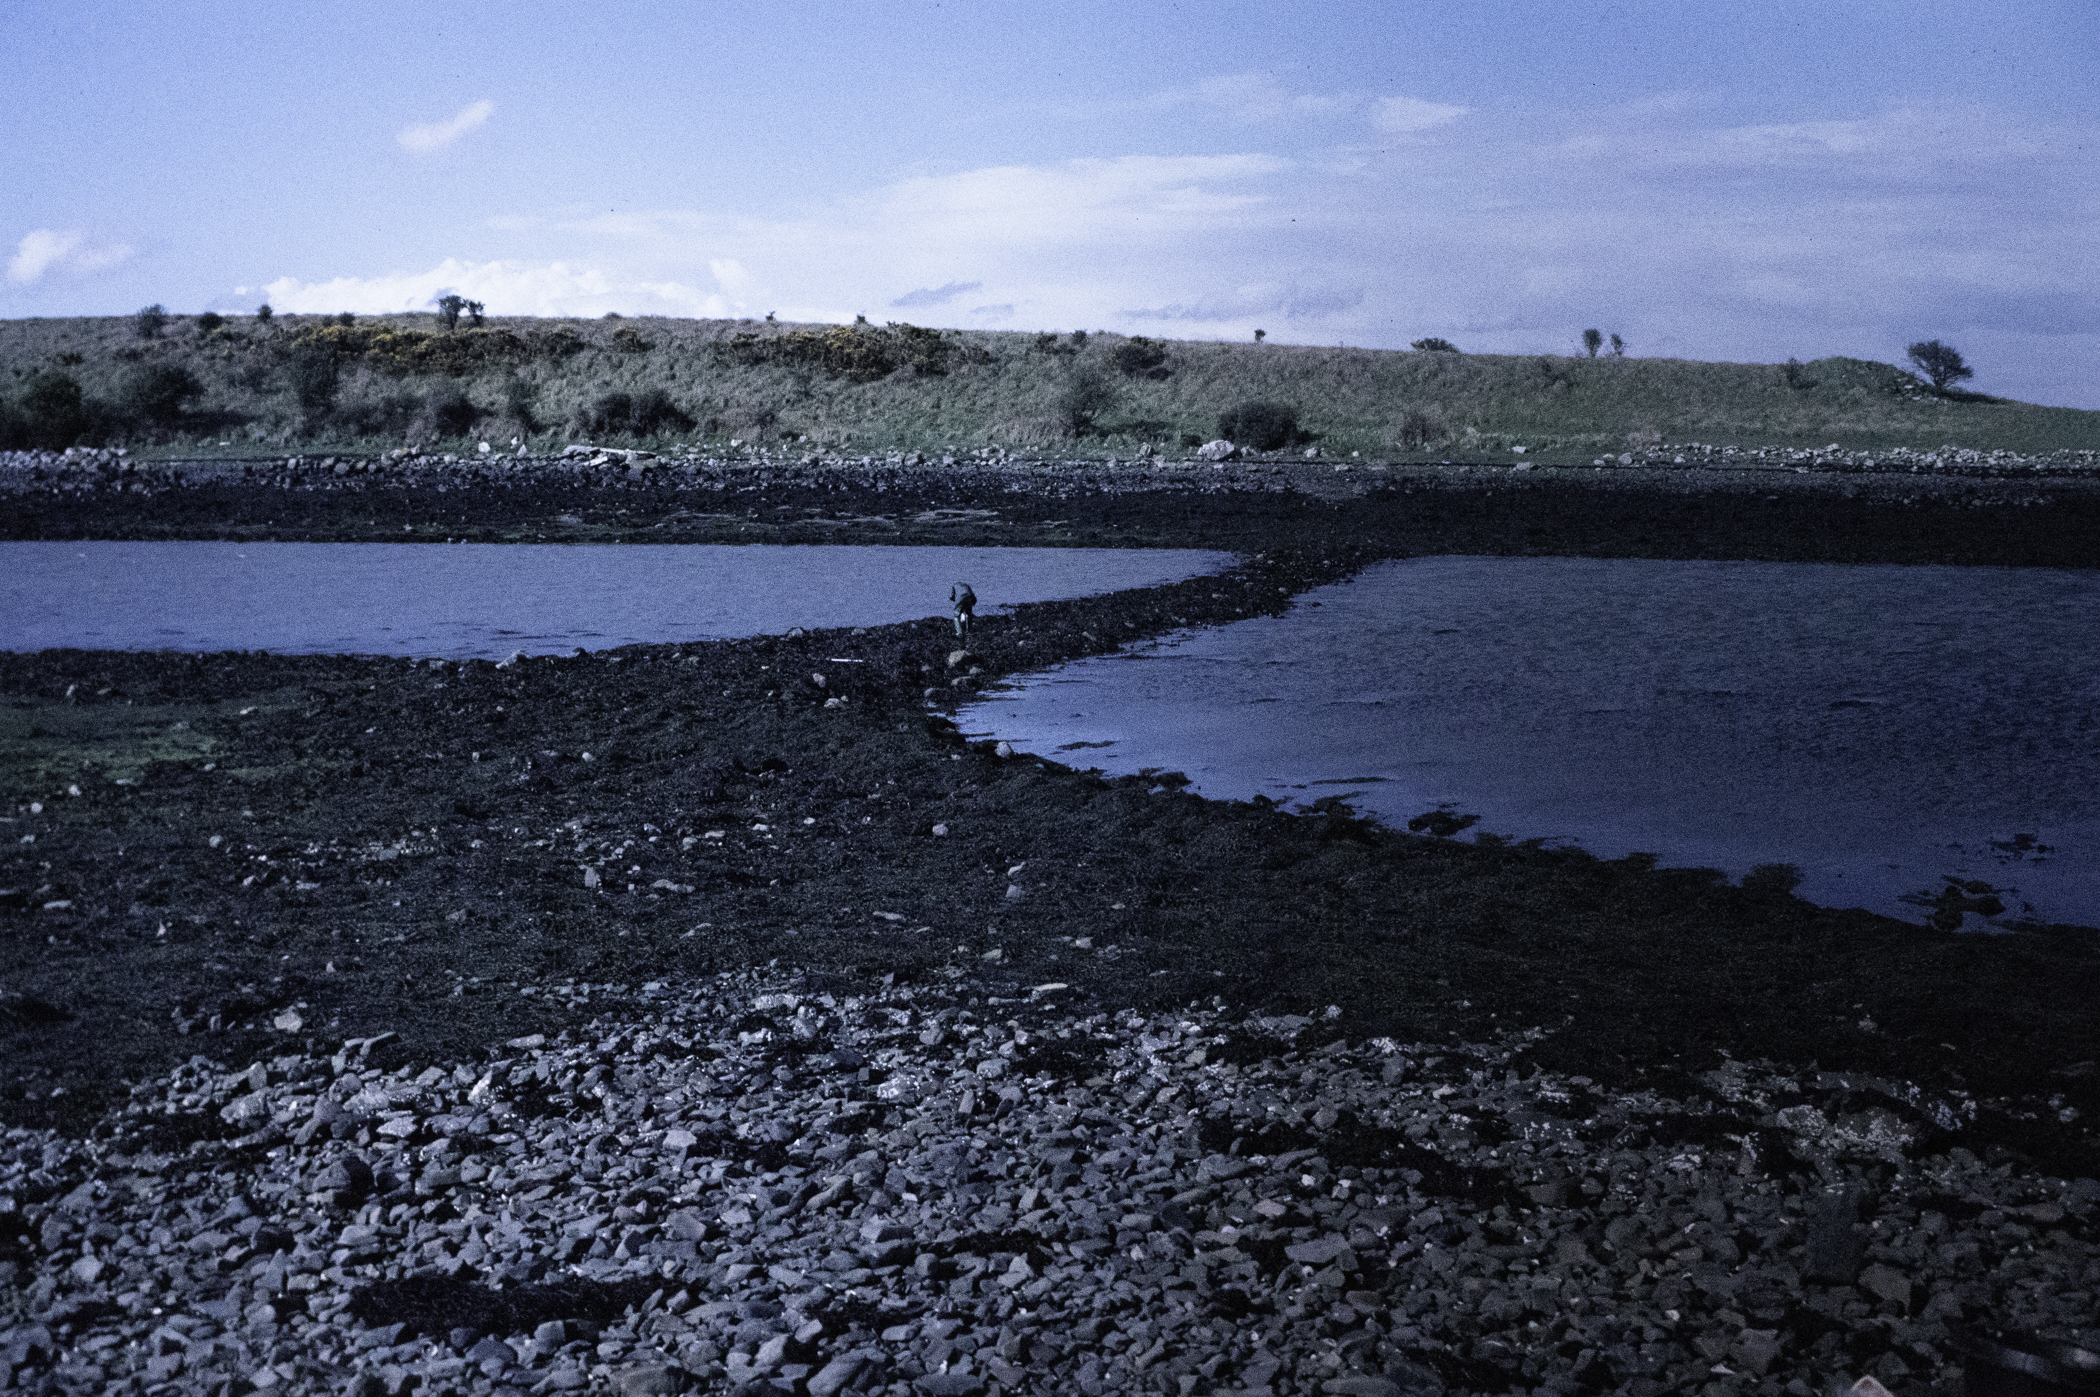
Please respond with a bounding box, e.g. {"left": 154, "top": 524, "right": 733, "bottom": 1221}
{"left": 0, "top": 541, "right": 1236, "bottom": 659}
{"left": 971, "top": 556, "right": 2100, "bottom": 930}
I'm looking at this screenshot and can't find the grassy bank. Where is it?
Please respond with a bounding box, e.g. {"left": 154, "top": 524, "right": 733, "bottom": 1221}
{"left": 5, "top": 312, "right": 2097, "bottom": 460}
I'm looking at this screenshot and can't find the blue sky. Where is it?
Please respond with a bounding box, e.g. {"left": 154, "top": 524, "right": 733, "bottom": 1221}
{"left": 5, "top": 0, "right": 2096, "bottom": 407}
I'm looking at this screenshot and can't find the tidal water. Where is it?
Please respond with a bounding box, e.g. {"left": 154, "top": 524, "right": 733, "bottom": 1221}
{"left": 0, "top": 542, "right": 1234, "bottom": 659}
{"left": 969, "top": 556, "right": 2100, "bottom": 930}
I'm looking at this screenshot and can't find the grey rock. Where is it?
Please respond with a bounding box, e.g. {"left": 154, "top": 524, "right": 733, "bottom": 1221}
{"left": 1803, "top": 1187, "right": 1868, "bottom": 1284}
{"left": 317, "top": 1155, "right": 374, "bottom": 1198}
{"left": 916, "top": 1373, "right": 986, "bottom": 1396}
{"left": 612, "top": 1363, "right": 689, "bottom": 1394}
{"left": 1197, "top": 439, "right": 1237, "bottom": 461}
{"left": 807, "top": 1352, "right": 867, "bottom": 1396}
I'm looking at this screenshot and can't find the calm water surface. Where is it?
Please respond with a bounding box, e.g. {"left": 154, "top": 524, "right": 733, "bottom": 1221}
{"left": 970, "top": 557, "right": 2100, "bottom": 930}
{"left": 0, "top": 542, "right": 1234, "bottom": 658}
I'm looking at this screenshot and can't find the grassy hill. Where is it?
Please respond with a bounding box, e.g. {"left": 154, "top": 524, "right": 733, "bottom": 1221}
{"left": 4, "top": 310, "right": 2096, "bottom": 459}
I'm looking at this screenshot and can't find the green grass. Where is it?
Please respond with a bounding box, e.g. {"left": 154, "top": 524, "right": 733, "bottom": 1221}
{"left": 4, "top": 312, "right": 2096, "bottom": 458}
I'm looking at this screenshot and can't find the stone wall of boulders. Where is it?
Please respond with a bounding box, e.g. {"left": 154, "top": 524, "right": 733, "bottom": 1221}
{"left": 5, "top": 967, "right": 2096, "bottom": 1396}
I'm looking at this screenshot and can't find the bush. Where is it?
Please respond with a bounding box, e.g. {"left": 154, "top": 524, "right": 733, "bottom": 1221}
{"left": 135, "top": 304, "right": 168, "bottom": 340}
{"left": 1216, "top": 400, "right": 1299, "bottom": 451}
{"left": 1055, "top": 367, "right": 1116, "bottom": 436}
{"left": 1395, "top": 409, "right": 1444, "bottom": 450}
{"left": 499, "top": 374, "right": 539, "bottom": 432}
{"left": 15, "top": 371, "right": 94, "bottom": 448}
{"left": 572, "top": 388, "right": 694, "bottom": 439}
{"left": 1410, "top": 337, "right": 1460, "bottom": 353}
{"left": 1110, "top": 337, "right": 1170, "bottom": 379}
{"left": 197, "top": 311, "right": 224, "bottom": 334}
{"left": 118, "top": 363, "right": 203, "bottom": 427}
{"left": 0, "top": 397, "right": 25, "bottom": 450}
{"left": 1582, "top": 328, "right": 1603, "bottom": 358}
{"left": 255, "top": 304, "right": 273, "bottom": 323}
{"left": 411, "top": 380, "right": 481, "bottom": 440}
{"left": 718, "top": 322, "right": 960, "bottom": 382}
{"left": 283, "top": 349, "right": 342, "bottom": 424}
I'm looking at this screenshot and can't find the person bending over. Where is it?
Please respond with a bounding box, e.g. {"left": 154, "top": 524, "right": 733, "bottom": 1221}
{"left": 951, "top": 582, "right": 977, "bottom": 639}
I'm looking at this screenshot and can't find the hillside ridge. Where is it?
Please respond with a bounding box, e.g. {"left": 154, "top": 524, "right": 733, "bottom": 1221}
{"left": 3, "top": 313, "right": 2095, "bottom": 459}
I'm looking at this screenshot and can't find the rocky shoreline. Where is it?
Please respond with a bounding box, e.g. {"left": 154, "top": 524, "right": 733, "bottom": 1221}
{"left": 6, "top": 455, "right": 2100, "bottom": 1395}
{"left": 6, "top": 965, "right": 2098, "bottom": 1397}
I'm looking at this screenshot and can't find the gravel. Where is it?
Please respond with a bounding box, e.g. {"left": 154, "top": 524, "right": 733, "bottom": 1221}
{"left": 5, "top": 967, "right": 2097, "bottom": 1397}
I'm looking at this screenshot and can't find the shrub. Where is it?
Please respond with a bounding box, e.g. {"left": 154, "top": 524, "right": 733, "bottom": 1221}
{"left": 1110, "top": 337, "right": 1170, "bottom": 379}
{"left": 718, "top": 322, "right": 959, "bottom": 382}
{"left": 1582, "top": 328, "right": 1603, "bottom": 358}
{"left": 1609, "top": 332, "right": 1626, "bottom": 358}
{"left": 411, "top": 380, "right": 481, "bottom": 440}
{"left": 118, "top": 363, "right": 203, "bottom": 427}
{"left": 336, "top": 311, "right": 356, "bottom": 327}
{"left": 1395, "top": 409, "right": 1444, "bottom": 450}
{"left": 499, "top": 374, "right": 539, "bottom": 432}
{"left": 1055, "top": 367, "right": 1116, "bottom": 436}
{"left": 16, "top": 371, "right": 94, "bottom": 448}
{"left": 1032, "top": 332, "right": 1075, "bottom": 357}
{"left": 333, "top": 384, "right": 422, "bottom": 437}
{"left": 283, "top": 349, "right": 342, "bottom": 424}
{"left": 572, "top": 388, "right": 694, "bottom": 439}
{"left": 135, "top": 304, "right": 168, "bottom": 340}
{"left": 1410, "top": 337, "right": 1460, "bottom": 353}
{"left": 196, "top": 311, "right": 224, "bottom": 334}
{"left": 609, "top": 326, "right": 650, "bottom": 354}
{"left": 1782, "top": 358, "right": 1817, "bottom": 391}
{"left": 1906, "top": 339, "right": 1973, "bottom": 392}
{"left": 1216, "top": 400, "right": 1299, "bottom": 451}
{"left": 255, "top": 304, "right": 273, "bottom": 323}
{"left": 0, "top": 397, "right": 25, "bottom": 450}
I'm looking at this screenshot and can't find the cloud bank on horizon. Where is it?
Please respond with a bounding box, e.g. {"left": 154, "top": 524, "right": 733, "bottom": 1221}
{"left": 3, "top": 0, "right": 2095, "bottom": 407}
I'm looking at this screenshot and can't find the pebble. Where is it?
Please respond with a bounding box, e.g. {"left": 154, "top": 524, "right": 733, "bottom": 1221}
{"left": 3, "top": 965, "right": 2096, "bottom": 1396}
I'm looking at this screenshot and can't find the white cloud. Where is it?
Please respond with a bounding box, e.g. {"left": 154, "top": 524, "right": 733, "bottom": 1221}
{"left": 892, "top": 281, "right": 982, "bottom": 308}
{"left": 1370, "top": 96, "right": 1470, "bottom": 134}
{"left": 397, "top": 100, "right": 495, "bottom": 153}
{"left": 260, "top": 97, "right": 2100, "bottom": 405}
{"left": 7, "top": 228, "right": 135, "bottom": 285}
{"left": 1153, "top": 73, "right": 1356, "bottom": 124}
{"left": 257, "top": 257, "right": 734, "bottom": 318}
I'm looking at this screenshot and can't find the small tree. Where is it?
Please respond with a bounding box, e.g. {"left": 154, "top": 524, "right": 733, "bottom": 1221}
{"left": 255, "top": 303, "right": 273, "bottom": 323}
{"left": 1609, "top": 333, "right": 1625, "bottom": 358}
{"left": 284, "top": 349, "right": 341, "bottom": 427}
{"left": 1410, "top": 337, "right": 1460, "bottom": 353}
{"left": 135, "top": 304, "right": 168, "bottom": 340}
{"left": 1582, "top": 328, "right": 1603, "bottom": 358}
{"left": 1907, "top": 339, "right": 1974, "bottom": 392}
{"left": 435, "top": 294, "right": 486, "bottom": 331}
{"left": 17, "top": 371, "right": 93, "bottom": 448}
{"left": 1056, "top": 367, "right": 1116, "bottom": 436}
{"left": 1253, "top": 329, "right": 1266, "bottom": 343}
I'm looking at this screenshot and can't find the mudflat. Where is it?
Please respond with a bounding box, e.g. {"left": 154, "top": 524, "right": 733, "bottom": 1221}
{"left": 4, "top": 458, "right": 2097, "bottom": 1171}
